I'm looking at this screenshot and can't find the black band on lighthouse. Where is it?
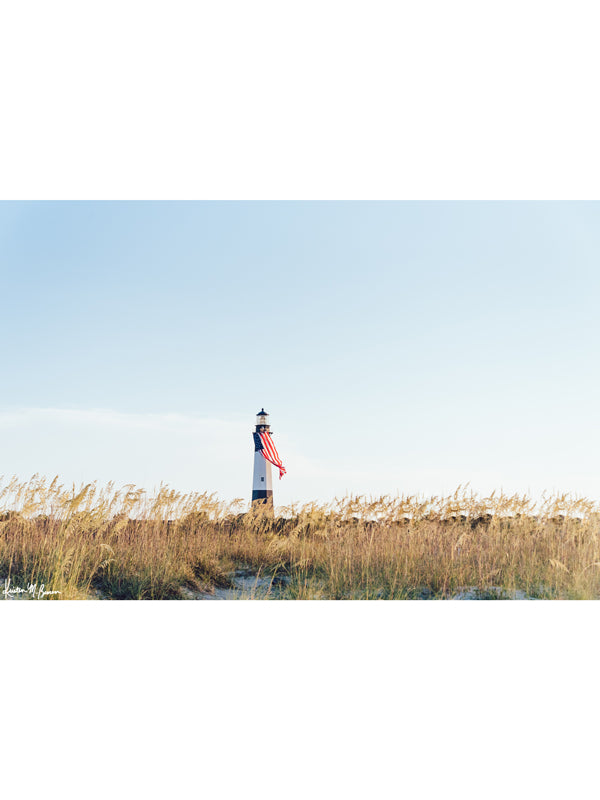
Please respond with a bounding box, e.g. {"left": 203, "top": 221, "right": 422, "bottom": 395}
{"left": 252, "top": 489, "right": 273, "bottom": 502}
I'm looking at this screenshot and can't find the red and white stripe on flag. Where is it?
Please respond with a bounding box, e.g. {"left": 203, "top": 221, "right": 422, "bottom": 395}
{"left": 259, "top": 431, "right": 286, "bottom": 479}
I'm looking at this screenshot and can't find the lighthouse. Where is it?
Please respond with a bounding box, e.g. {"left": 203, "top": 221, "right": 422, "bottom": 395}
{"left": 252, "top": 409, "right": 273, "bottom": 504}
{"left": 252, "top": 408, "right": 286, "bottom": 505}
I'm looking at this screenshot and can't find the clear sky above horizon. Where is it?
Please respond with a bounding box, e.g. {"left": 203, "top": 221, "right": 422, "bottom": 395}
{"left": 1, "top": 201, "right": 599, "bottom": 505}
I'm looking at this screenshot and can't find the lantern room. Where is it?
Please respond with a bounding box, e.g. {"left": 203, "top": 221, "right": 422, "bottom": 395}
{"left": 255, "top": 408, "right": 270, "bottom": 430}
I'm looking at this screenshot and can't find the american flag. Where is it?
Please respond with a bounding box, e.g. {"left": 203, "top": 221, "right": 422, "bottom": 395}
{"left": 255, "top": 430, "right": 286, "bottom": 479}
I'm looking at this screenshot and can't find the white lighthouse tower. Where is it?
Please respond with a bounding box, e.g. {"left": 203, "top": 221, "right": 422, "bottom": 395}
{"left": 252, "top": 408, "right": 273, "bottom": 505}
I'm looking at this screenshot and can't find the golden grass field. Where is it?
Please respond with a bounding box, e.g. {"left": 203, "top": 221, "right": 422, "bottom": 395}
{"left": 1, "top": 475, "right": 600, "bottom": 599}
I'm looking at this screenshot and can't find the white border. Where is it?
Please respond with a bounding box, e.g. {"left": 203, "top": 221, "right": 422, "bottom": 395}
{"left": 2, "top": 1, "right": 599, "bottom": 797}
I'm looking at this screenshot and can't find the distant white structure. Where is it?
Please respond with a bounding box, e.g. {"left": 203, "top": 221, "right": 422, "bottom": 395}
{"left": 251, "top": 408, "right": 273, "bottom": 505}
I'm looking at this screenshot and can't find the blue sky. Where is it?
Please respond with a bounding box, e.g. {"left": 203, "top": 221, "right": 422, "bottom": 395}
{"left": 1, "top": 201, "right": 599, "bottom": 505}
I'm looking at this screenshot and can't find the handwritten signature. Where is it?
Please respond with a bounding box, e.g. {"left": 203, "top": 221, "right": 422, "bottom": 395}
{"left": 2, "top": 578, "right": 61, "bottom": 600}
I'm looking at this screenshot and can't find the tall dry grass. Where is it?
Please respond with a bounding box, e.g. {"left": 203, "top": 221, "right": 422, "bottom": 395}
{"left": 1, "top": 476, "right": 600, "bottom": 599}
